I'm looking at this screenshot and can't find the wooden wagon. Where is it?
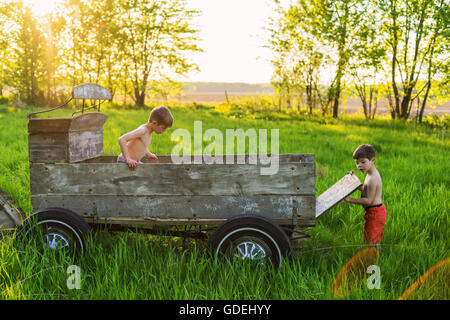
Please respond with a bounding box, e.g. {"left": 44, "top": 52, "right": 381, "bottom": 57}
{"left": 0, "top": 84, "right": 362, "bottom": 267}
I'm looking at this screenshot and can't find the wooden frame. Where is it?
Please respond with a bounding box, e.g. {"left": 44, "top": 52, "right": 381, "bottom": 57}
{"left": 28, "top": 113, "right": 108, "bottom": 163}
{"left": 30, "top": 154, "right": 317, "bottom": 227}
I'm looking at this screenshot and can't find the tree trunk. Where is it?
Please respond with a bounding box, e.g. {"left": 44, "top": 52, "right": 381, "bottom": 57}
{"left": 135, "top": 90, "right": 145, "bottom": 106}
{"left": 390, "top": 2, "right": 401, "bottom": 119}
{"left": 123, "top": 81, "right": 128, "bottom": 104}
{"left": 286, "top": 87, "right": 292, "bottom": 109}
{"left": 372, "top": 95, "right": 378, "bottom": 120}
{"left": 400, "top": 84, "right": 414, "bottom": 119}
{"left": 306, "top": 84, "right": 313, "bottom": 114}
{"left": 332, "top": 53, "right": 345, "bottom": 119}
{"left": 419, "top": 44, "right": 435, "bottom": 123}
{"left": 332, "top": 82, "right": 340, "bottom": 119}
{"left": 419, "top": 81, "right": 431, "bottom": 123}
{"left": 388, "top": 95, "right": 395, "bottom": 120}
{"left": 278, "top": 91, "right": 282, "bottom": 112}
{"left": 368, "top": 87, "right": 373, "bottom": 120}
{"left": 362, "top": 100, "right": 368, "bottom": 120}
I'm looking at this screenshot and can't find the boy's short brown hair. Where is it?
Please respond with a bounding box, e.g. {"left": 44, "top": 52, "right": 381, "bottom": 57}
{"left": 149, "top": 106, "right": 173, "bottom": 127}
{"left": 353, "top": 144, "right": 375, "bottom": 160}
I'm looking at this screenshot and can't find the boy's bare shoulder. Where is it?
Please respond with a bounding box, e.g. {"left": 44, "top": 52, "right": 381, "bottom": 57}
{"left": 119, "top": 124, "right": 149, "bottom": 141}
{"left": 134, "top": 124, "right": 150, "bottom": 135}
{"left": 367, "top": 169, "right": 382, "bottom": 186}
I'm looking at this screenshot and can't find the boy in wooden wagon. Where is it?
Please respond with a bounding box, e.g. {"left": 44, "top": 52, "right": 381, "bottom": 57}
{"left": 118, "top": 106, "right": 173, "bottom": 170}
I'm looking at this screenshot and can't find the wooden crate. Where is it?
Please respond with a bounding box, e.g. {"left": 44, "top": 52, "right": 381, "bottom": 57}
{"left": 30, "top": 154, "right": 316, "bottom": 227}
{"left": 28, "top": 112, "right": 108, "bottom": 163}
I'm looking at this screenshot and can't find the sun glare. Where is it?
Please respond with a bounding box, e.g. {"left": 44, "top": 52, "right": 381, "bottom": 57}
{"left": 22, "top": 0, "right": 60, "bottom": 16}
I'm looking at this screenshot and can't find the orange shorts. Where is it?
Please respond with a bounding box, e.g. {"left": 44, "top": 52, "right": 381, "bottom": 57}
{"left": 363, "top": 204, "right": 387, "bottom": 244}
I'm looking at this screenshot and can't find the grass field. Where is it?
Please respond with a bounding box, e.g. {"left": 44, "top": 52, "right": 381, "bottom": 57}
{"left": 0, "top": 103, "right": 448, "bottom": 300}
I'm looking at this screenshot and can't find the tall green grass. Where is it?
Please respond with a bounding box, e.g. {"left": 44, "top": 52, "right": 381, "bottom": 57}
{"left": 0, "top": 104, "right": 448, "bottom": 299}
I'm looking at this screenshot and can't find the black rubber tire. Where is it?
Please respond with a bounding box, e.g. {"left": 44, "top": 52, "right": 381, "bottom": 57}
{"left": 18, "top": 207, "right": 91, "bottom": 255}
{"left": 209, "top": 214, "right": 291, "bottom": 268}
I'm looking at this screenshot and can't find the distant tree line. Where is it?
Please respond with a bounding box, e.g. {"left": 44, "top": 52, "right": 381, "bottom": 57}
{"left": 0, "top": 0, "right": 201, "bottom": 107}
{"left": 183, "top": 82, "right": 274, "bottom": 94}
{"left": 268, "top": 0, "right": 449, "bottom": 121}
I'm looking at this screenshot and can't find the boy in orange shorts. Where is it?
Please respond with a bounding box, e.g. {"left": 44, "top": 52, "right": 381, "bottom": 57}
{"left": 345, "top": 144, "right": 387, "bottom": 246}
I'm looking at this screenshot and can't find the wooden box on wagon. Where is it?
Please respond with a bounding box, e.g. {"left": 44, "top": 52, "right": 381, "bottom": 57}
{"left": 27, "top": 83, "right": 111, "bottom": 164}
{"left": 28, "top": 113, "right": 108, "bottom": 163}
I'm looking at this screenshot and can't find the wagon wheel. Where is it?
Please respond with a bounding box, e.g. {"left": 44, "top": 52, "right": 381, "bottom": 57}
{"left": 18, "top": 208, "right": 91, "bottom": 256}
{"left": 209, "top": 215, "right": 291, "bottom": 268}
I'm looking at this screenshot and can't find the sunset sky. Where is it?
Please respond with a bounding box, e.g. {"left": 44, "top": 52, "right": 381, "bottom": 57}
{"left": 184, "top": 0, "right": 279, "bottom": 84}
{"left": 24, "top": 0, "right": 286, "bottom": 84}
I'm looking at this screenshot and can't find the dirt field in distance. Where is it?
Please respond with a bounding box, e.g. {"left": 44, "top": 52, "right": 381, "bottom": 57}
{"left": 174, "top": 93, "right": 450, "bottom": 117}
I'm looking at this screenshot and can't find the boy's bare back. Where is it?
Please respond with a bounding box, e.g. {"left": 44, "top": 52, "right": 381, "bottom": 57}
{"left": 119, "top": 124, "right": 153, "bottom": 163}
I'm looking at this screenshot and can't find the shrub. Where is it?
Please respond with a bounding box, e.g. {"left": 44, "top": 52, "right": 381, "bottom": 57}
{"left": 422, "top": 114, "right": 450, "bottom": 128}
{"left": 0, "top": 96, "right": 9, "bottom": 105}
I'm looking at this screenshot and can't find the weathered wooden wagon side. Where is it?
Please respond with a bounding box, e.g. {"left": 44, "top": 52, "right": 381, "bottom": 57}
{"left": 29, "top": 154, "right": 316, "bottom": 228}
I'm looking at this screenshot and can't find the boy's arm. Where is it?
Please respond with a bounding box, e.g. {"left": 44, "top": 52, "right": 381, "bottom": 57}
{"left": 345, "top": 178, "right": 377, "bottom": 206}
{"left": 144, "top": 150, "right": 158, "bottom": 163}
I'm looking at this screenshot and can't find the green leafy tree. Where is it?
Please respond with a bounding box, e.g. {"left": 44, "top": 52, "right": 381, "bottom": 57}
{"left": 0, "top": 1, "right": 10, "bottom": 97}
{"left": 272, "top": 0, "right": 369, "bottom": 118}
{"left": 5, "top": 1, "right": 47, "bottom": 105}
{"left": 115, "top": 0, "right": 201, "bottom": 106}
{"left": 267, "top": 2, "right": 326, "bottom": 114}
{"left": 416, "top": 0, "right": 448, "bottom": 123}
{"left": 348, "top": 0, "right": 386, "bottom": 120}
{"left": 379, "top": 0, "right": 449, "bottom": 119}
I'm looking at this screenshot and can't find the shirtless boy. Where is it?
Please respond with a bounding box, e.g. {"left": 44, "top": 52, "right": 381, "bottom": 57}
{"left": 118, "top": 106, "right": 173, "bottom": 170}
{"left": 345, "top": 144, "right": 387, "bottom": 245}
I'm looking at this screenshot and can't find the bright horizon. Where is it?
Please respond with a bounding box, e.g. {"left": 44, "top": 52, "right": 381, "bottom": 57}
{"left": 23, "top": 0, "right": 285, "bottom": 84}
{"left": 182, "top": 0, "right": 278, "bottom": 84}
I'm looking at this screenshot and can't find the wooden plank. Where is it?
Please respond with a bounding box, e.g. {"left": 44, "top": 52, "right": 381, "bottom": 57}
{"left": 315, "top": 171, "right": 362, "bottom": 219}
{"left": 28, "top": 118, "right": 72, "bottom": 134}
{"left": 84, "top": 216, "right": 227, "bottom": 225}
{"left": 28, "top": 133, "right": 68, "bottom": 163}
{"left": 0, "top": 207, "right": 17, "bottom": 230}
{"left": 68, "top": 130, "right": 104, "bottom": 163}
{"left": 30, "top": 161, "right": 315, "bottom": 196}
{"left": 72, "top": 83, "right": 112, "bottom": 100}
{"left": 28, "top": 113, "right": 107, "bottom": 134}
{"left": 31, "top": 194, "right": 315, "bottom": 223}
{"left": 81, "top": 154, "right": 315, "bottom": 164}
{"left": 69, "top": 112, "right": 108, "bottom": 132}
{"left": 0, "top": 189, "right": 24, "bottom": 230}
{"left": 82, "top": 216, "right": 297, "bottom": 226}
